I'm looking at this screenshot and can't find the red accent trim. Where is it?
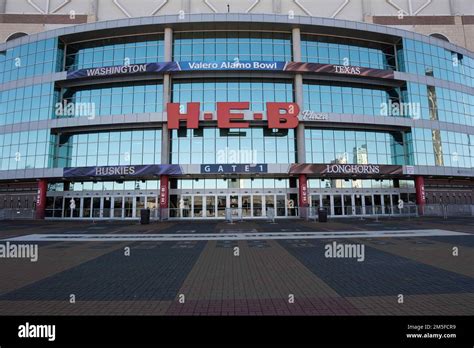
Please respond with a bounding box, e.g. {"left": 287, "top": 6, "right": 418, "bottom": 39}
{"left": 415, "top": 176, "right": 425, "bottom": 205}
{"left": 159, "top": 175, "right": 169, "bottom": 209}
{"left": 36, "top": 179, "right": 47, "bottom": 220}
{"left": 266, "top": 102, "right": 300, "bottom": 129}
{"left": 167, "top": 102, "right": 200, "bottom": 129}
{"left": 217, "top": 102, "right": 250, "bottom": 128}
{"left": 298, "top": 174, "right": 309, "bottom": 207}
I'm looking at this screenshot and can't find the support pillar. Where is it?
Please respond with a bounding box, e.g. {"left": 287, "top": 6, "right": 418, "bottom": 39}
{"left": 161, "top": 27, "right": 173, "bottom": 165}
{"left": 159, "top": 175, "right": 169, "bottom": 219}
{"left": 292, "top": 27, "right": 305, "bottom": 164}
{"left": 298, "top": 174, "right": 309, "bottom": 218}
{"left": 36, "top": 179, "right": 47, "bottom": 219}
{"left": 415, "top": 176, "right": 425, "bottom": 215}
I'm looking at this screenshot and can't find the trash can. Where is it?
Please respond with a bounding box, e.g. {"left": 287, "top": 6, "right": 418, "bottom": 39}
{"left": 140, "top": 208, "right": 150, "bottom": 224}
{"left": 318, "top": 207, "right": 328, "bottom": 222}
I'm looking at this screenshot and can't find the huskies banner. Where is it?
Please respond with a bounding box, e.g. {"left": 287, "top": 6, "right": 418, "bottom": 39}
{"left": 67, "top": 61, "right": 395, "bottom": 79}
{"left": 63, "top": 165, "right": 183, "bottom": 178}
{"left": 289, "top": 164, "right": 403, "bottom": 176}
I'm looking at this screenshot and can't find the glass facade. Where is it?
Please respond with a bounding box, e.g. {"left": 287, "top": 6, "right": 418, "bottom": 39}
{"left": 0, "top": 83, "right": 57, "bottom": 125}
{"left": 172, "top": 79, "right": 293, "bottom": 111}
{"left": 0, "top": 38, "right": 60, "bottom": 83}
{"left": 302, "top": 34, "right": 396, "bottom": 70}
{"left": 0, "top": 130, "right": 53, "bottom": 170}
{"left": 171, "top": 127, "right": 295, "bottom": 164}
{"left": 62, "top": 82, "right": 163, "bottom": 118}
{"left": 65, "top": 180, "right": 161, "bottom": 191}
{"left": 173, "top": 31, "right": 292, "bottom": 61}
{"left": 305, "top": 128, "right": 408, "bottom": 165}
{"left": 54, "top": 129, "right": 162, "bottom": 168}
{"left": 303, "top": 82, "right": 403, "bottom": 117}
{"left": 0, "top": 22, "right": 471, "bottom": 210}
{"left": 401, "top": 38, "right": 474, "bottom": 87}
{"left": 409, "top": 128, "right": 473, "bottom": 168}
{"left": 65, "top": 35, "right": 165, "bottom": 71}
{"left": 173, "top": 178, "right": 290, "bottom": 190}
{"left": 307, "top": 178, "right": 414, "bottom": 189}
{"left": 405, "top": 82, "right": 474, "bottom": 126}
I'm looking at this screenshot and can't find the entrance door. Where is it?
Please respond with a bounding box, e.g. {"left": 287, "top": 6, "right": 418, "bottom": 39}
{"left": 83, "top": 197, "right": 92, "bottom": 218}
{"left": 373, "top": 195, "right": 382, "bottom": 215}
{"left": 242, "top": 195, "right": 251, "bottom": 217}
{"left": 343, "top": 194, "right": 353, "bottom": 216}
{"left": 364, "top": 195, "right": 373, "bottom": 215}
{"left": 206, "top": 196, "right": 216, "bottom": 218}
{"left": 265, "top": 195, "right": 275, "bottom": 217}
{"left": 103, "top": 197, "right": 112, "bottom": 218}
{"left": 217, "top": 196, "right": 226, "bottom": 217}
{"left": 113, "top": 197, "right": 123, "bottom": 218}
{"left": 135, "top": 196, "right": 146, "bottom": 218}
{"left": 276, "top": 195, "right": 286, "bottom": 216}
{"left": 92, "top": 197, "right": 101, "bottom": 218}
{"left": 230, "top": 195, "right": 240, "bottom": 218}
{"left": 253, "top": 195, "right": 263, "bottom": 217}
{"left": 333, "top": 195, "right": 343, "bottom": 216}
{"left": 124, "top": 197, "right": 133, "bottom": 218}
{"left": 354, "top": 194, "right": 363, "bottom": 215}
{"left": 193, "top": 196, "right": 203, "bottom": 218}
{"left": 383, "top": 194, "right": 392, "bottom": 215}
{"left": 321, "top": 195, "right": 331, "bottom": 215}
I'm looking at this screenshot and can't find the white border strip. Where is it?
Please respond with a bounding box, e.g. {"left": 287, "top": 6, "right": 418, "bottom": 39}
{"left": 3, "top": 229, "right": 468, "bottom": 242}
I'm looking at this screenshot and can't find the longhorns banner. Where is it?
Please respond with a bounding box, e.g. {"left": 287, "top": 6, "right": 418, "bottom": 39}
{"left": 289, "top": 164, "right": 403, "bottom": 176}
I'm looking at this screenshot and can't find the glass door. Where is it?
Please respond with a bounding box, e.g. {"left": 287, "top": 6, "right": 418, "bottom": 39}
{"left": 217, "top": 195, "right": 227, "bottom": 217}
{"left": 364, "top": 195, "right": 373, "bottom": 215}
{"left": 343, "top": 194, "right": 353, "bottom": 216}
{"left": 124, "top": 197, "right": 133, "bottom": 218}
{"left": 265, "top": 195, "right": 275, "bottom": 217}
{"left": 103, "top": 197, "right": 112, "bottom": 218}
{"left": 193, "top": 196, "right": 203, "bottom": 218}
{"left": 92, "top": 197, "right": 101, "bottom": 218}
{"left": 242, "top": 195, "right": 251, "bottom": 217}
{"left": 135, "top": 196, "right": 146, "bottom": 218}
{"left": 83, "top": 197, "right": 92, "bottom": 218}
{"left": 373, "top": 195, "right": 381, "bottom": 215}
{"left": 276, "top": 195, "right": 286, "bottom": 217}
{"left": 230, "top": 195, "right": 240, "bottom": 218}
{"left": 206, "top": 196, "right": 216, "bottom": 218}
{"left": 147, "top": 196, "right": 157, "bottom": 219}
{"left": 354, "top": 194, "right": 363, "bottom": 215}
{"left": 333, "top": 195, "right": 343, "bottom": 216}
{"left": 321, "top": 195, "right": 331, "bottom": 215}
{"left": 180, "top": 195, "right": 191, "bottom": 218}
{"left": 113, "top": 197, "right": 123, "bottom": 218}
{"left": 253, "top": 195, "right": 262, "bottom": 217}
{"left": 383, "top": 195, "right": 392, "bottom": 215}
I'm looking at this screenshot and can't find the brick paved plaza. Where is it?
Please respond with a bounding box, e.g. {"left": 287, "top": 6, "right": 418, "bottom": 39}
{"left": 0, "top": 217, "right": 473, "bottom": 316}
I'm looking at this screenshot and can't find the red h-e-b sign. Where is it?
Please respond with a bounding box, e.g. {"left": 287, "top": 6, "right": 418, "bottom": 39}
{"left": 167, "top": 102, "right": 300, "bottom": 129}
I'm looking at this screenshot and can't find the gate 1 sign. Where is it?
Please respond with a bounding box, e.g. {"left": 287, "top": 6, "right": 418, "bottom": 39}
{"left": 201, "top": 164, "right": 268, "bottom": 173}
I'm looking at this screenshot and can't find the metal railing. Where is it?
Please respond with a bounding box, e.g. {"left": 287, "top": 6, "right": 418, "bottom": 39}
{"left": 304, "top": 204, "right": 473, "bottom": 221}
{"left": 9, "top": 204, "right": 473, "bottom": 221}
{"left": 0, "top": 208, "right": 36, "bottom": 220}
